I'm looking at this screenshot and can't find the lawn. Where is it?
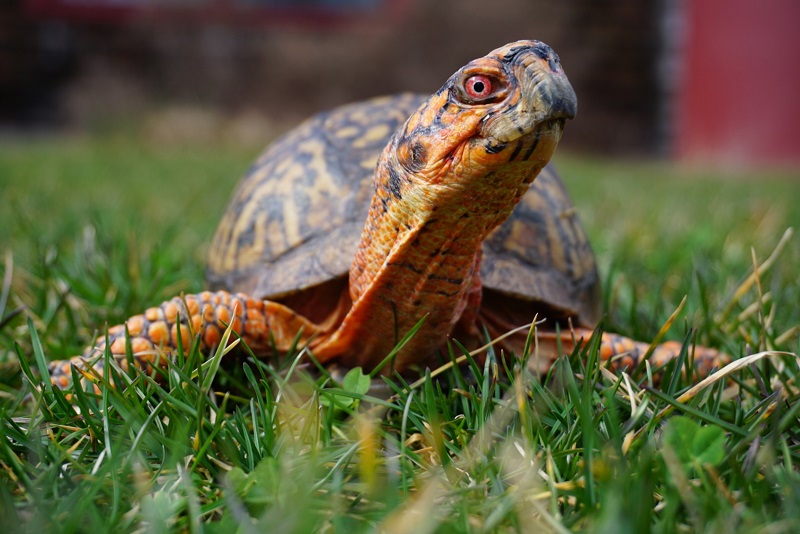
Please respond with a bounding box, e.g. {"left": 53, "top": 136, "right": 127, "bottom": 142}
{"left": 0, "top": 129, "right": 799, "bottom": 532}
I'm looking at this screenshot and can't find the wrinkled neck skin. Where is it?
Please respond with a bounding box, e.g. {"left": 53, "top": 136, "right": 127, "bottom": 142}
{"left": 319, "top": 91, "right": 563, "bottom": 371}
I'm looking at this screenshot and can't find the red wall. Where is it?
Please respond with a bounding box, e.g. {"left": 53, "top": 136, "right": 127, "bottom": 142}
{"left": 676, "top": 0, "right": 800, "bottom": 166}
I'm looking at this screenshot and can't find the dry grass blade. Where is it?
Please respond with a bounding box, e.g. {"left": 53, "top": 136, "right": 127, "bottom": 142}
{"left": 737, "top": 293, "right": 772, "bottom": 323}
{"left": 776, "top": 325, "right": 800, "bottom": 346}
{"left": 0, "top": 251, "right": 12, "bottom": 316}
{"left": 0, "top": 250, "right": 25, "bottom": 331}
{"left": 749, "top": 247, "right": 769, "bottom": 351}
{"left": 633, "top": 350, "right": 798, "bottom": 441}
{"left": 718, "top": 227, "right": 794, "bottom": 324}
{"left": 674, "top": 350, "right": 796, "bottom": 404}
{"left": 638, "top": 295, "right": 687, "bottom": 369}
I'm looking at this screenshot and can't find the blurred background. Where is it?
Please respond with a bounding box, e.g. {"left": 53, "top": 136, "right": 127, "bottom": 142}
{"left": 2, "top": 0, "right": 799, "bottom": 164}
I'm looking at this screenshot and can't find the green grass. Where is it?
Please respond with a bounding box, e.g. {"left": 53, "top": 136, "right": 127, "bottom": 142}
{"left": 0, "top": 131, "right": 799, "bottom": 532}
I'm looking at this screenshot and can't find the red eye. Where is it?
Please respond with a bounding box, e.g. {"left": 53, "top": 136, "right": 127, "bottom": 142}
{"left": 464, "top": 75, "right": 493, "bottom": 99}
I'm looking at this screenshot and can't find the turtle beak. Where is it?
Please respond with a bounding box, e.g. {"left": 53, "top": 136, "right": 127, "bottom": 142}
{"left": 481, "top": 42, "right": 577, "bottom": 143}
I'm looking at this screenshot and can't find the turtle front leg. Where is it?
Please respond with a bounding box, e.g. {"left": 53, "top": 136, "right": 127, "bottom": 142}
{"left": 531, "top": 328, "right": 730, "bottom": 380}
{"left": 47, "top": 291, "right": 323, "bottom": 391}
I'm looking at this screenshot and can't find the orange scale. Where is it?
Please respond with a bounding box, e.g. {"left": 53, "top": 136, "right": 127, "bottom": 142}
{"left": 202, "top": 305, "right": 215, "bottom": 323}
{"left": 185, "top": 297, "right": 200, "bottom": 315}
{"left": 599, "top": 344, "right": 614, "bottom": 361}
{"left": 650, "top": 350, "right": 670, "bottom": 367}
{"left": 148, "top": 321, "right": 170, "bottom": 345}
{"left": 126, "top": 315, "right": 145, "bottom": 336}
{"left": 216, "top": 306, "right": 232, "bottom": 326}
{"left": 231, "top": 317, "right": 243, "bottom": 334}
{"left": 145, "top": 307, "right": 162, "bottom": 322}
{"left": 171, "top": 324, "right": 191, "bottom": 348}
{"left": 110, "top": 337, "right": 127, "bottom": 355}
{"left": 203, "top": 325, "right": 221, "bottom": 348}
{"left": 619, "top": 355, "right": 635, "bottom": 370}
{"left": 246, "top": 320, "right": 267, "bottom": 337}
{"left": 660, "top": 342, "right": 682, "bottom": 358}
{"left": 58, "top": 375, "right": 70, "bottom": 389}
{"left": 164, "top": 301, "right": 179, "bottom": 323}
{"left": 131, "top": 337, "right": 154, "bottom": 354}
{"left": 191, "top": 314, "right": 203, "bottom": 334}
{"left": 108, "top": 325, "right": 126, "bottom": 336}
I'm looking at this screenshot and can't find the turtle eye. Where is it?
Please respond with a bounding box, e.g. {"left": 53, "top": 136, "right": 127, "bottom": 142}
{"left": 454, "top": 72, "right": 505, "bottom": 104}
{"left": 464, "top": 75, "right": 493, "bottom": 99}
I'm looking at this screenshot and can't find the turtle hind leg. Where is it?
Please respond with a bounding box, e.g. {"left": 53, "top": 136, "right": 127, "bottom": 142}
{"left": 46, "top": 291, "right": 324, "bottom": 391}
{"left": 531, "top": 328, "right": 730, "bottom": 381}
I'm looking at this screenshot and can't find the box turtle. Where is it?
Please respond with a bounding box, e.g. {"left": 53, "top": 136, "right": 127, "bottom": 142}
{"left": 48, "top": 40, "right": 726, "bottom": 391}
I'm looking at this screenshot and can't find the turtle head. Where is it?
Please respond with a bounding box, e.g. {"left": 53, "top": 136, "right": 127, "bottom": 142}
{"left": 388, "top": 40, "right": 576, "bottom": 192}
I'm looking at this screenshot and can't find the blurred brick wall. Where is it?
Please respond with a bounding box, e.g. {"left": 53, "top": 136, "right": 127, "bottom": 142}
{"left": 5, "top": 0, "right": 664, "bottom": 154}
{"left": 675, "top": 0, "right": 800, "bottom": 166}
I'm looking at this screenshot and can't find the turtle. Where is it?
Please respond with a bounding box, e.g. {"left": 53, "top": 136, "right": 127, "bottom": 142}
{"left": 47, "top": 40, "right": 727, "bottom": 391}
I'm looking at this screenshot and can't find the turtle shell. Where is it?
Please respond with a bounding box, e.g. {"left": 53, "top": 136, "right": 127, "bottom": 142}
{"left": 206, "top": 93, "right": 600, "bottom": 327}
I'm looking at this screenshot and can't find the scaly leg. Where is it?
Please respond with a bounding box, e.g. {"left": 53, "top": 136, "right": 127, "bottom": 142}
{"left": 528, "top": 328, "right": 730, "bottom": 379}
{"left": 47, "top": 291, "right": 325, "bottom": 390}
